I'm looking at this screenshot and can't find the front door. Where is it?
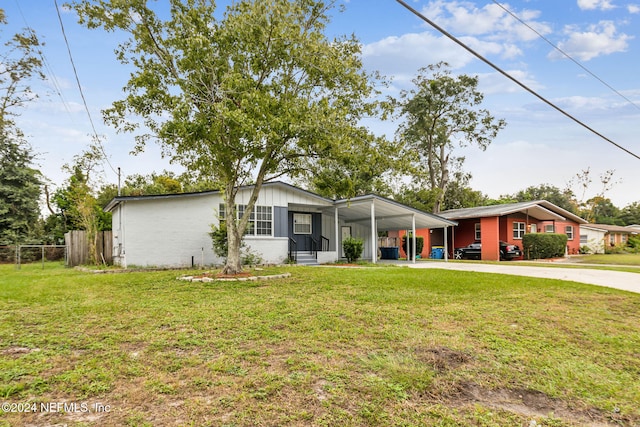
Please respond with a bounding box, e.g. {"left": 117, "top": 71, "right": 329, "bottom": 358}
{"left": 289, "top": 212, "right": 321, "bottom": 251}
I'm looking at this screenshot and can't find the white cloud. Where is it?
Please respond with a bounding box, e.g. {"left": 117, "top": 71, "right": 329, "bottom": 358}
{"left": 361, "top": 32, "right": 478, "bottom": 79}
{"left": 553, "top": 95, "right": 611, "bottom": 111}
{"left": 420, "top": 0, "right": 552, "bottom": 43}
{"left": 628, "top": 4, "right": 640, "bottom": 13}
{"left": 577, "top": 0, "right": 616, "bottom": 10}
{"left": 476, "top": 69, "right": 544, "bottom": 95}
{"left": 551, "top": 21, "right": 632, "bottom": 61}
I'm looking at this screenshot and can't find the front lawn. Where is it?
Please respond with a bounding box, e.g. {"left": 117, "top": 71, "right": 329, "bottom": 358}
{"left": 576, "top": 253, "right": 640, "bottom": 266}
{"left": 1, "top": 263, "right": 639, "bottom": 426}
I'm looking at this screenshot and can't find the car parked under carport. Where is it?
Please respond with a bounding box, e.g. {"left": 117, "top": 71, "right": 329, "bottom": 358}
{"left": 454, "top": 241, "right": 522, "bottom": 261}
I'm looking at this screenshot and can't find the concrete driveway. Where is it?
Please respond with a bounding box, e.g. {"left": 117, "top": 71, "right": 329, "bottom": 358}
{"left": 403, "top": 261, "right": 640, "bottom": 294}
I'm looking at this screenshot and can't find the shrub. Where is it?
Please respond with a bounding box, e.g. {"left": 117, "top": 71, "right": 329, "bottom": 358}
{"left": 402, "top": 235, "right": 424, "bottom": 259}
{"left": 627, "top": 236, "right": 640, "bottom": 253}
{"left": 522, "top": 233, "right": 568, "bottom": 260}
{"left": 209, "top": 222, "right": 229, "bottom": 259}
{"left": 343, "top": 237, "right": 364, "bottom": 263}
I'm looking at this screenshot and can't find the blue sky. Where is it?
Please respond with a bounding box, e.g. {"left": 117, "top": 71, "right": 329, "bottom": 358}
{"left": 3, "top": 0, "right": 640, "bottom": 208}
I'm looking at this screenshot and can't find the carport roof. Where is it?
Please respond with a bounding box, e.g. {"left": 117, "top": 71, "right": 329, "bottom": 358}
{"left": 334, "top": 194, "right": 457, "bottom": 231}
{"left": 104, "top": 181, "right": 457, "bottom": 231}
{"left": 438, "top": 200, "right": 587, "bottom": 224}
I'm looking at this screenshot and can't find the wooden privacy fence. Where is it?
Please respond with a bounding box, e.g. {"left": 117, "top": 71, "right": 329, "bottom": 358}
{"left": 65, "top": 230, "right": 113, "bottom": 267}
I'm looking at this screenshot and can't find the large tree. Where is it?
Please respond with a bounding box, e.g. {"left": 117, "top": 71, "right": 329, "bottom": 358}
{"left": 301, "top": 132, "right": 398, "bottom": 199}
{"left": 506, "top": 184, "right": 576, "bottom": 214}
{"left": 618, "top": 202, "right": 640, "bottom": 226}
{"left": 396, "top": 62, "right": 506, "bottom": 213}
{"left": 0, "top": 9, "right": 45, "bottom": 244}
{"left": 72, "top": 0, "right": 384, "bottom": 273}
{"left": 0, "top": 131, "right": 42, "bottom": 244}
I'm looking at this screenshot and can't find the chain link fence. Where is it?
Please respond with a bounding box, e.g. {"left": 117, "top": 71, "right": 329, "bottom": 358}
{"left": 0, "top": 245, "right": 67, "bottom": 269}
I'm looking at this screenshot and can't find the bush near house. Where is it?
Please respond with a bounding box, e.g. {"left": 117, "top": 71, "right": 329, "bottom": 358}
{"left": 627, "top": 236, "right": 640, "bottom": 253}
{"left": 522, "top": 233, "right": 568, "bottom": 260}
{"left": 342, "top": 237, "right": 364, "bottom": 263}
{"left": 402, "top": 235, "right": 424, "bottom": 259}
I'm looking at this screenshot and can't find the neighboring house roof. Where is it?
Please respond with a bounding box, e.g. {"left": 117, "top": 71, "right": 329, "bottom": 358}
{"left": 582, "top": 224, "right": 639, "bottom": 234}
{"left": 438, "top": 200, "right": 588, "bottom": 224}
{"left": 104, "top": 180, "right": 457, "bottom": 230}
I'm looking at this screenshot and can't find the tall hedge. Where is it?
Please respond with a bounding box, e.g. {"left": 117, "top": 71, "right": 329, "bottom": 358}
{"left": 522, "top": 233, "right": 568, "bottom": 260}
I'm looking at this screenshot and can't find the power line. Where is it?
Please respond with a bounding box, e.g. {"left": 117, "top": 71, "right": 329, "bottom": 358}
{"left": 53, "top": 0, "right": 118, "bottom": 175}
{"left": 491, "top": 0, "right": 640, "bottom": 112}
{"left": 395, "top": 0, "right": 640, "bottom": 162}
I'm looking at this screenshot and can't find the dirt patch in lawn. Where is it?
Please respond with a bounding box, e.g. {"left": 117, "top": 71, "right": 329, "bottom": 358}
{"left": 451, "top": 381, "right": 626, "bottom": 426}
{"left": 1, "top": 346, "right": 40, "bottom": 357}
{"left": 416, "top": 346, "right": 473, "bottom": 371}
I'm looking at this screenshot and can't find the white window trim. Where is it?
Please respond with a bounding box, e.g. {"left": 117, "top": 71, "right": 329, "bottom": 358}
{"left": 219, "top": 203, "right": 273, "bottom": 237}
{"left": 565, "top": 225, "right": 574, "bottom": 241}
{"left": 293, "top": 213, "right": 312, "bottom": 235}
{"left": 513, "top": 222, "right": 526, "bottom": 240}
{"left": 474, "top": 223, "right": 481, "bottom": 240}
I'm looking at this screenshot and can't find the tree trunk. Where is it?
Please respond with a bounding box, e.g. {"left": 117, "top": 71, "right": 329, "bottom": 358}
{"left": 223, "top": 224, "right": 243, "bottom": 275}
{"left": 222, "top": 189, "right": 243, "bottom": 275}
{"left": 220, "top": 176, "right": 266, "bottom": 275}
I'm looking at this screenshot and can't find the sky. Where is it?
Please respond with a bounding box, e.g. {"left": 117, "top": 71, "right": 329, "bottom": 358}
{"left": 2, "top": 0, "right": 640, "bottom": 208}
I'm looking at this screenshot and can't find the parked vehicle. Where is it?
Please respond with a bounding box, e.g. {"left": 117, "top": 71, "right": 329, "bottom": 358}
{"left": 454, "top": 241, "right": 522, "bottom": 261}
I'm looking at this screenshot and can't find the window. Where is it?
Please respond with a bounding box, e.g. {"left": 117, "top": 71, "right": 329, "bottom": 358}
{"left": 294, "top": 213, "right": 312, "bottom": 234}
{"left": 474, "top": 223, "right": 481, "bottom": 240}
{"left": 513, "top": 222, "right": 526, "bottom": 239}
{"left": 545, "top": 224, "right": 555, "bottom": 233}
{"left": 219, "top": 203, "right": 226, "bottom": 221}
{"left": 255, "top": 206, "right": 272, "bottom": 236}
{"left": 218, "top": 203, "right": 272, "bottom": 237}
{"left": 565, "top": 225, "right": 574, "bottom": 240}
{"left": 580, "top": 234, "right": 588, "bottom": 244}
{"left": 238, "top": 204, "right": 255, "bottom": 235}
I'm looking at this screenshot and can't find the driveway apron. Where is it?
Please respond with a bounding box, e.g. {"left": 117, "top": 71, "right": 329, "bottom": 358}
{"left": 404, "top": 262, "right": 640, "bottom": 294}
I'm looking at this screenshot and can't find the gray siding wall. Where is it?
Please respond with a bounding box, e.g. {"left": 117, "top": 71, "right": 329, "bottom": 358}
{"left": 274, "top": 206, "right": 288, "bottom": 238}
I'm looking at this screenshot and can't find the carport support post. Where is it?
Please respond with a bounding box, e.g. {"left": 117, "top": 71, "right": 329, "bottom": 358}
{"left": 412, "top": 214, "right": 416, "bottom": 264}
{"left": 371, "top": 200, "right": 376, "bottom": 264}
{"left": 444, "top": 226, "right": 449, "bottom": 261}
{"left": 334, "top": 207, "right": 339, "bottom": 258}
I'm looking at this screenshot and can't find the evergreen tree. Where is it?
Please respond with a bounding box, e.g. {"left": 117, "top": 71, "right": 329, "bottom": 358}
{"left": 0, "top": 8, "right": 45, "bottom": 244}
{"left": 0, "top": 129, "right": 42, "bottom": 244}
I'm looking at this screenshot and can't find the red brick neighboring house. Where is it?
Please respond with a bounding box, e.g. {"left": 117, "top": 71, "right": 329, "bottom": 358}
{"left": 434, "top": 200, "right": 588, "bottom": 261}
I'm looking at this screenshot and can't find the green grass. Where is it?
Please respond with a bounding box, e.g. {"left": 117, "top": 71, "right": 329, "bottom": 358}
{"left": 1, "top": 263, "right": 639, "bottom": 426}
{"left": 577, "top": 253, "right": 640, "bottom": 266}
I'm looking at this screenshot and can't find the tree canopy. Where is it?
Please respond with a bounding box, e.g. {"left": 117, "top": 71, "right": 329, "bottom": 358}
{"left": 0, "top": 132, "right": 42, "bottom": 244}
{"left": 396, "top": 62, "right": 506, "bottom": 213}
{"left": 72, "top": 0, "right": 385, "bottom": 273}
{"left": 0, "top": 9, "right": 45, "bottom": 244}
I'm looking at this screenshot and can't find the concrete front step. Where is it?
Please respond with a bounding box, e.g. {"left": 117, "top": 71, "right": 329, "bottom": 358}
{"left": 295, "top": 252, "right": 319, "bottom": 266}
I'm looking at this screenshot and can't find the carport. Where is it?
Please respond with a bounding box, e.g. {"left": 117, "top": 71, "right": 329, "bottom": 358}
{"left": 333, "top": 195, "right": 458, "bottom": 264}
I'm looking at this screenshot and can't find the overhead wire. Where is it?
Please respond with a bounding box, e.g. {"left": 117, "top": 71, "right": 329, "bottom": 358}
{"left": 491, "top": 0, "right": 640, "bottom": 112}
{"left": 11, "top": 0, "right": 73, "bottom": 117}
{"left": 395, "top": 0, "right": 640, "bottom": 161}
{"left": 53, "top": 0, "right": 118, "bottom": 176}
